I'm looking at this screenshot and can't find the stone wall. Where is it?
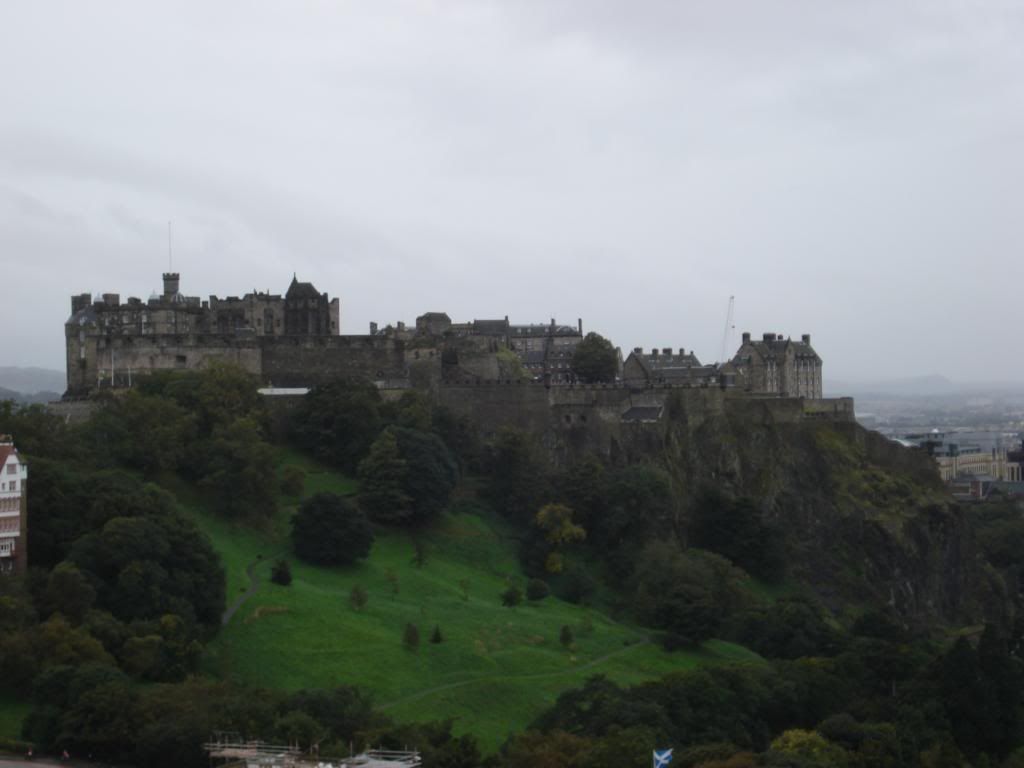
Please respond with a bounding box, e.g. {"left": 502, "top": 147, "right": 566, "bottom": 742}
{"left": 259, "top": 335, "right": 408, "bottom": 387}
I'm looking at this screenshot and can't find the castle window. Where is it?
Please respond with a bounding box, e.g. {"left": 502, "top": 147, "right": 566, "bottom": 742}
{"left": 8, "top": 481, "right": 15, "bottom": 492}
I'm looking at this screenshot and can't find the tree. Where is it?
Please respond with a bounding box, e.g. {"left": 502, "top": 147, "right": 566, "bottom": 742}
{"left": 690, "top": 491, "right": 786, "bottom": 583}
{"left": 633, "top": 542, "right": 746, "bottom": 647}
{"left": 391, "top": 427, "right": 458, "bottom": 525}
{"left": 270, "top": 559, "right": 292, "bottom": 586}
{"left": 527, "top": 578, "right": 551, "bottom": 601}
{"left": 570, "top": 332, "right": 618, "bottom": 383}
{"left": 560, "top": 625, "right": 574, "bottom": 649}
{"left": 357, "top": 429, "right": 412, "bottom": 523}
{"left": 44, "top": 563, "right": 96, "bottom": 623}
{"left": 292, "top": 493, "right": 374, "bottom": 566}
{"left": 403, "top": 622, "right": 420, "bottom": 650}
{"left": 280, "top": 466, "right": 305, "bottom": 497}
{"left": 290, "top": 382, "right": 383, "bottom": 472}
{"left": 349, "top": 584, "right": 368, "bottom": 611}
{"left": 199, "top": 417, "right": 278, "bottom": 520}
{"left": 358, "top": 427, "right": 457, "bottom": 527}
{"left": 502, "top": 585, "right": 523, "bottom": 607}
{"left": 431, "top": 625, "right": 444, "bottom": 644}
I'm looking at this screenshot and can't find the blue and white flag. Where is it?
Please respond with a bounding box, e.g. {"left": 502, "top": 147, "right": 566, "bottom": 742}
{"left": 653, "top": 749, "right": 673, "bottom": 768}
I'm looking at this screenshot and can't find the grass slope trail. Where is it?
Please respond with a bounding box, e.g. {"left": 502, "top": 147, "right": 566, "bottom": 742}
{"left": 187, "top": 448, "right": 762, "bottom": 751}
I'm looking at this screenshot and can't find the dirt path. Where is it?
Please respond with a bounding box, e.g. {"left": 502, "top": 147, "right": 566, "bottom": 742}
{"left": 378, "top": 636, "right": 651, "bottom": 711}
{"left": 222, "top": 554, "right": 284, "bottom": 626}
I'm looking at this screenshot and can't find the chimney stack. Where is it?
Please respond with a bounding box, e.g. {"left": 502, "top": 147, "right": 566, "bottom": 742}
{"left": 801, "top": 334, "right": 811, "bottom": 344}
{"left": 741, "top": 332, "right": 750, "bottom": 343}
{"left": 651, "top": 348, "right": 659, "bottom": 357}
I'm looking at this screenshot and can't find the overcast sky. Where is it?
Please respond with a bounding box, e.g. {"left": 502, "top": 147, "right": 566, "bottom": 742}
{"left": 1, "top": 1, "right": 1021, "bottom": 383}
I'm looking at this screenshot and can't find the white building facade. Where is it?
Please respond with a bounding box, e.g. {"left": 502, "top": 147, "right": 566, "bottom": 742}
{"left": 0, "top": 435, "right": 27, "bottom": 574}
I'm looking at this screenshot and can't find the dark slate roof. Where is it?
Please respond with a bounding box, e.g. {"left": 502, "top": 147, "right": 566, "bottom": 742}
{"left": 622, "top": 406, "right": 663, "bottom": 422}
{"left": 743, "top": 337, "right": 820, "bottom": 361}
{"left": 286, "top": 275, "right": 322, "bottom": 299}
{"left": 418, "top": 312, "right": 451, "bottom": 321}
{"left": 472, "top": 319, "right": 509, "bottom": 335}
{"left": 639, "top": 352, "right": 702, "bottom": 369}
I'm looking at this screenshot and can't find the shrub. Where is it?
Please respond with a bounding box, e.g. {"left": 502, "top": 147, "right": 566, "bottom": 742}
{"left": 430, "top": 625, "right": 443, "bottom": 644}
{"left": 559, "top": 625, "right": 574, "bottom": 649}
{"left": 281, "top": 466, "right": 305, "bottom": 496}
{"left": 403, "top": 623, "right": 420, "bottom": 650}
{"left": 270, "top": 559, "right": 292, "bottom": 586}
{"left": 526, "top": 578, "right": 551, "bottom": 601}
{"left": 349, "top": 584, "right": 368, "bottom": 611}
{"left": 292, "top": 493, "right": 373, "bottom": 566}
{"left": 501, "top": 586, "right": 523, "bottom": 607}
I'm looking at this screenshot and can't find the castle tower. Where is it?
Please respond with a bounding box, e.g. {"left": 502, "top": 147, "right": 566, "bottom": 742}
{"left": 163, "top": 272, "right": 180, "bottom": 297}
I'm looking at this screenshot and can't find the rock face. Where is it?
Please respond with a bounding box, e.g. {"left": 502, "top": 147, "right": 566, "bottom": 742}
{"left": 653, "top": 393, "right": 1009, "bottom": 629}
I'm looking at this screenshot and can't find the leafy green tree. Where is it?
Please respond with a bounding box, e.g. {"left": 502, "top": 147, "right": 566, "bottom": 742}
{"left": 43, "top": 562, "right": 96, "bottom": 623}
{"left": 559, "top": 625, "right": 574, "bottom": 649}
{"left": 633, "top": 542, "right": 745, "bottom": 647}
{"left": 597, "top": 464, "right": 675, "bottom": 578}
{"left": 291, "top": 381, "right": 383, "bottom": 471}
{"left": 403, "top": 622, "right": 420, "bottom": 650}
{"left": 482, "top": 428, "right": 550, "bottom": 524}
{"left": 280, "top": 466, "right": 305, "bottom": 496}
{"left": 69, "top": 508, "right": 225, "bottom": 631}
{"left": 270, "top": 559, "right": 292, "bottom": 586}
{"left": 80, "top": 391, "right": 196, "bottom": 476}
{"left": 349, "top": 584, "right": 368, "bottom": 611}
{"left": 391, "top": 427, "right": 458, "bottom": 525}
{"left": 690, "top": 490, "right": 786, "bottom": 583}
{"left": 570, "top": 332, "right": 618, "bottom": 383}
{"left": 358, "top": 428, "right": 412, "bottom": 523}
{"left": 502, "top": 585, "right": 523, "bottom": 607}
{"left": 535, "top": 503, "right": 586, "bottom": 574}
{"left": 431, "top": 625, "right": 444, "bottom": 644}
{"left": 527, "top": 578, "right": 551, "bottom": 601}
{"left": 199, "top": 417, "right": 278, "bottom": 520}
{"left": 292, "top": 493, "right": 374, "bottom": 566}
{"left": 274, "top": 711, "right": 325, "bottom": 750}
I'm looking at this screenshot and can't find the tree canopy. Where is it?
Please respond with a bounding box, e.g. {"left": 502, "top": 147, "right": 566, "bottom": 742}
{"left": 292, "top": 493, "right": 374, "bottom": 566}
{"left": 570, "top": 332, "right": 618, "bottom": 383}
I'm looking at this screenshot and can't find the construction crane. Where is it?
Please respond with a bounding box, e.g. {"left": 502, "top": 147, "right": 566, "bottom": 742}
{"left": 719, "top": 295, "right": 735, "bottom": 362}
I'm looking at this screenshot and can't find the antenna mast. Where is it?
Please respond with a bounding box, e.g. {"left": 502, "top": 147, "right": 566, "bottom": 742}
{"left": 719, "top": 295, "right": 735, "bottom": 362}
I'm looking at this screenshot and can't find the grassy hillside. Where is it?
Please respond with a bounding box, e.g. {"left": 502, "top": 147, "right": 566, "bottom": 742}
{"left": 193, "top": 448, "right": 761, "bottom": 751}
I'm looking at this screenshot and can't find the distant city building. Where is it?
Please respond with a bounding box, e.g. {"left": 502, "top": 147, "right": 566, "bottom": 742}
{"left": 0, "top": 435, "right": 28, "bottom": 574}
{"left": 899, "top": 431, "right": 1024, "bottom": 490}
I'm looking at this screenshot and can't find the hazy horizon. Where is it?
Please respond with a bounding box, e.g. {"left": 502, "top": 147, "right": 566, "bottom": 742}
{"left": 2, "top": 2, "right": 1021, "bottom": 381}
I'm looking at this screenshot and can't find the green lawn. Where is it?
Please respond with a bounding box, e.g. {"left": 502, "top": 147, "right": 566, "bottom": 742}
{"left": 193, "top": 452, "right": 762, "bottom": 751}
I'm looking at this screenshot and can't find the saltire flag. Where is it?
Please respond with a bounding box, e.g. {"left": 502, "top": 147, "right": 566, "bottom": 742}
{"left": 653, "top": 749, "right": 673, "bottom": 768}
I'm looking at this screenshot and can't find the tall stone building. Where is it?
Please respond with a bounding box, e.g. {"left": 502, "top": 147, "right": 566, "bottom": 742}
{"left": 731, "top": 332, "right": 822, "bottom": 398}
{"left": 65, "top": 272, "right": 341, "bottom": 394}
{"left": 0, "top": 436, "right": 28, "bottom": 575}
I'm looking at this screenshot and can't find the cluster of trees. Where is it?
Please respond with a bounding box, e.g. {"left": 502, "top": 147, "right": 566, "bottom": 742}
{"left": 478, "top": 428, "right": 792, "bottom": 647}
{"left": 18, "top": 668, "right": 483, "bottom": 768}
{"left": 513, "top": 619, "right": 1024, "bottom": 767}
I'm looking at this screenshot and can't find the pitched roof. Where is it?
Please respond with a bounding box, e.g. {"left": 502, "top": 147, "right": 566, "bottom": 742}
{"left": 286, "top": 275, "right": 322, "bottom": 299}
{"left": 0, "top": 445, "right": 17, "bottom": 468}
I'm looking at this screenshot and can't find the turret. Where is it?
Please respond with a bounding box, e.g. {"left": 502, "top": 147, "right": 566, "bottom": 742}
{"left": 163, "top": 272, "right": 180, "bottom": 297}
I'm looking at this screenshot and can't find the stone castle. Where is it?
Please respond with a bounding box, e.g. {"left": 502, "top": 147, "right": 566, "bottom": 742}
{"left": 64, "top": 271, "right": 830, "bottom": 416}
